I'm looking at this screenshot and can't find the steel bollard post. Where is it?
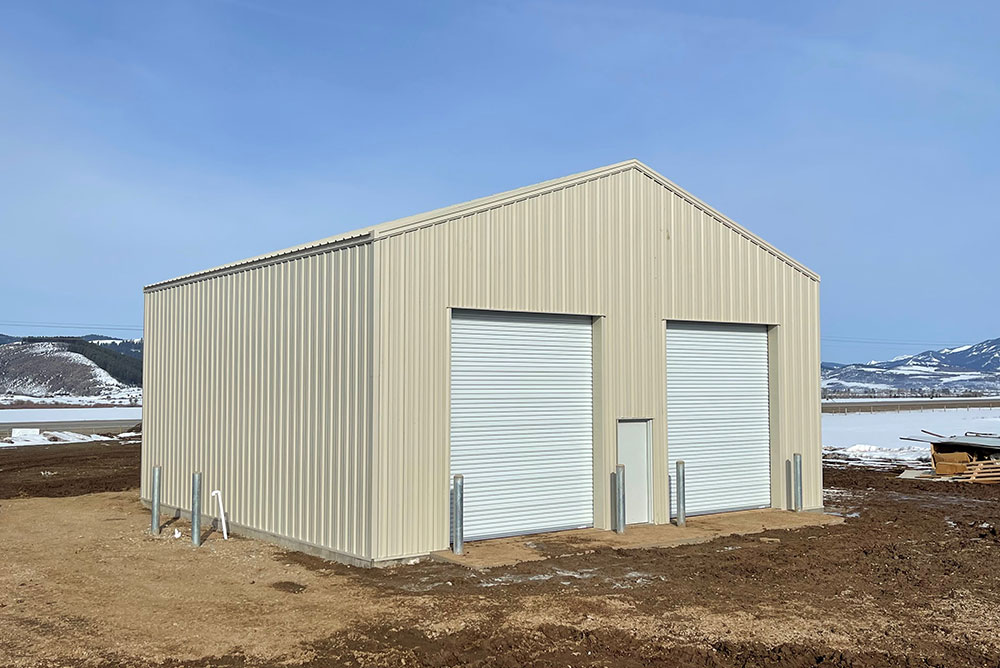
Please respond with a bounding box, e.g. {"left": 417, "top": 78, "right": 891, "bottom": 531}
{"left": 192, "top": 472, "right": 202, "bottom": 547}
{"left": 615, "top": 464, "right": 626, "bottom": 534}
{"left": 151, "top": 466, "right": 162, "bottom": 535}
{"left": 452, "top": 474, "right": 464, "bottom": 555}
{"left": 793, "top": 453, "right": 803, "bottom": 512}
{"left": 675, "top": 460, "right": 686, "bottom": 527}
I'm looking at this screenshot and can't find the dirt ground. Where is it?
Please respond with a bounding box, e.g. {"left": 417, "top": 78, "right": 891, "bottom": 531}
{"left": 3, "top": 443, "right": 1000, "bottom": 667}
{"left": 0, "top": 440, "right": 140, "bottom": 499}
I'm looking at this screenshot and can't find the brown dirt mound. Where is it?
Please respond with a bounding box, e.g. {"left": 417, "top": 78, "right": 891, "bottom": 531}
{"left": 296, "top": 622, "right": 999, "bottom": 668}
{"left": 271, "top": 581, "right": 308, "bottom": 594}
{"left": 157, "top": 624, "right": 999, "bottom": 668}
{"left": 0, "top": 440, "right": 139, "bottom": 498}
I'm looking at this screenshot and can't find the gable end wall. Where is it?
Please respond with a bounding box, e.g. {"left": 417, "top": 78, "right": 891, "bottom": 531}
{"left": 370, "top": 167, "right": 820, "bottom": 561}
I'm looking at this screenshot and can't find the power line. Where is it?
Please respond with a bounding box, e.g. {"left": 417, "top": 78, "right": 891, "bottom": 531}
{"left": 823, "top": 335, "right": 955, "bottom": 344}
{"left": 0, "top": 320, "right": 143, "bottom": 332}
{"left": 822, "top": 341, "right": 949, "bottom": 348}
{"left": 822, "top": 336, "right": 960, "bottom": 347}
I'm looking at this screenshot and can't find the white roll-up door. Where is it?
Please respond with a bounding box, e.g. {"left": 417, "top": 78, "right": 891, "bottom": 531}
{"left": 666, "top": 321, "right": 771, "bottom": 517}
{"left": 451, "top": 310, "right": 594, "bottom": 541}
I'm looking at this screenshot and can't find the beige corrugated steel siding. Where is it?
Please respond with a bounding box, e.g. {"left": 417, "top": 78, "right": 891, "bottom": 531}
{"left": 142, "top": 242, "right": 373, "bottom": 561}
{"left": 371, "top": 165, "right": 820, "bottom": 561}
{"left": 143, "top": 160, "right": 819, "bottom": 566}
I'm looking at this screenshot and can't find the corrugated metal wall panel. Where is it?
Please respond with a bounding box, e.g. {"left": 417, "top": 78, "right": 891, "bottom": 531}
{"left": 373, "top": 166, "right": 820, "bottom": 561}
{"left": 142, "top": 162, "right": 819, "bottom": 564}
{"left": 450, "top": 310, "right": 594, "bottom": 540}
{"left": 141, "top": 243, "right": 373, "bottom": 560}
{"left": 665, "top": 322, "right": 771, "bottom": 516}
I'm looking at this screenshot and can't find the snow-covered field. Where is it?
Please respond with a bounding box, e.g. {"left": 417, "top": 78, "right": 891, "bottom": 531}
{"left": 0, "top": 388, "right": 142, "bottom": 408}
{"left": 823, "top": 396, "right": 1000, "bottom": 404}
{"left": 0, "top": 407, "right": 142, "bottom": 424}
{"left": 823, "top": 407, "right": 1000, "bottom": 464}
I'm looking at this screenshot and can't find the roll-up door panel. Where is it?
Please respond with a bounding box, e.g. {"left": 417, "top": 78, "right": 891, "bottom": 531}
{"left": 451, "top": 310, "right": 594, "bottom": 541}
{"left": 666, "top": 322, "right": 771, "bottom": 516}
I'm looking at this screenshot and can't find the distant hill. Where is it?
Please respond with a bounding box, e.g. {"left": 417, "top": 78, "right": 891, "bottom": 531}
{"left": 822, "top": 337, "right": 1000, "bottom": 395}
{"left": 0, "top": 336, "right": 143, "bottom": 399}
{"left": 78, "top": 334, "right": 143, "bottom": 359}
{"left": 0, "top": 333, "right": 143, "bottom": 359}
{"left": 18, "top": 338, "right": 142, "bottom": 386}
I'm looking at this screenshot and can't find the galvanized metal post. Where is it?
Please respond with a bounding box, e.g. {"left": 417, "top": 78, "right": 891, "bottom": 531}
{"left": 150, "top": 466, "right": 162, "bottom": 535}
{"left": 614, "top": 464, "right": 626, "bottom": 534}
{"left": 675, "top": 460, "right": 686, "bottom": 527}
{"left": 191, "top": 471, "right": 202, "bottom": 547}
{"left": 793, "top": 453, "right": 803, "bottom": 512}
{"left": 452, "top": 474, "right": 464, "bottom": 556}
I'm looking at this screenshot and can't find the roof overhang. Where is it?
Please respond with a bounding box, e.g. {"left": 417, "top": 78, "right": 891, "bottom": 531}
{"left": 143, "top": 232, "right": 373, "bottom": 293}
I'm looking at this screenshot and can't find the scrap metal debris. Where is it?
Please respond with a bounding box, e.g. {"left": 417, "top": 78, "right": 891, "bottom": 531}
{"left": 902, "top": 430, "right": 1000, "bottom": 481}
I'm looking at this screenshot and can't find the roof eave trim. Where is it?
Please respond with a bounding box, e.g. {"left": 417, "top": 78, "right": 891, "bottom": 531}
{"left": 143, "top": 232, "right": 374, "bottom": 293}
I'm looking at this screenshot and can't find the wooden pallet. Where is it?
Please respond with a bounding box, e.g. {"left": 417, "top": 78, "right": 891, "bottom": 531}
{"left": 953, "top": 460, "right": 1000, "bottom": 484}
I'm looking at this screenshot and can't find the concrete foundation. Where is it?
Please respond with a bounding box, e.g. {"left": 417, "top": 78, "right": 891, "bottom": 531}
{"left": 430, "top": 508, "right": 843, "bottom": 569}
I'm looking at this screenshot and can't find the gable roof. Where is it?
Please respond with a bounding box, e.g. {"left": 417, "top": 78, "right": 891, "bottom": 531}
{"left": 145, "top": 159, "right": 817, "bottom": 291}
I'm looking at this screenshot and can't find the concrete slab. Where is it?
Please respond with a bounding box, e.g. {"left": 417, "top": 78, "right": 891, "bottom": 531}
{"left": 430, "top": 508, "right": 844, "bottom": 569}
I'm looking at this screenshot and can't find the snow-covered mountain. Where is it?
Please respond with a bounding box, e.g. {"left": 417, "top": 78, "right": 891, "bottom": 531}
{"left": 0, "top": 341, "right": 126, "bottom": 396}
{"left": 0, "top": 338, "right": 143, "bottom": 405}
{"left": 822, "top": 337, "right": 1000, "bottom": 394}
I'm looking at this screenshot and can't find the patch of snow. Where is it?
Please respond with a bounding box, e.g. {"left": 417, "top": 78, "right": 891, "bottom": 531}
{"left": 885, "top": 365, "right": 940, "bottom": 375}
{"left": 48, "top": 348, "right": 122, "bottom": 389}
{"left": 839, "top": 443, "right": 931, "bottom": 461}
{"left": 0, "top": 430, "right": 107, "bottom": 447}
{"left": 938, "top": 374, "right": 986, "bottom": 384}
{"left": 44, "top": 431, "right": 108, "bottom": 442}
{"left": 1, "top": 433, "right": 54, "bottom": 447}
{"left": 821, "top": 379, "right": 895, "bottom": 390}
{"left": 823, "top": 407, "right": 1000, "bottom": 463}
{"left": 1, "top": 427, "right": 141, "bottom": 447}
{"left": 865, "top": 353, "right": 917, "bottom": 365}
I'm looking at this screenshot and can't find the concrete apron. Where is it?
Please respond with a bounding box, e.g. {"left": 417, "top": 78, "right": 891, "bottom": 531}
{"left": 430, "top": 508, "right": 844, "bottom": 570}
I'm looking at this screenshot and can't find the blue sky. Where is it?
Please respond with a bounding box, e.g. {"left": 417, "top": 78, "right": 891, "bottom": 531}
{"left": 1, "top": 1, "right": 997, "bottom": 363}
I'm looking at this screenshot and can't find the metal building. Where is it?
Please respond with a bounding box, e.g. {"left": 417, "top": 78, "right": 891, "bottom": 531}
{"left": 141, "top": 160, "right": 821, "bottom": 567}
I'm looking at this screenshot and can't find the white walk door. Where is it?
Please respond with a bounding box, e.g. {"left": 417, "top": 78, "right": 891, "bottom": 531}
{"left": 616, "top": 420, "right": 651, "bottom": 524}
{"left": 450, "top": 310, "right": 594, "bottom": 541}
{"left": 666, "top": 322, "right": 771, "bottom": 517}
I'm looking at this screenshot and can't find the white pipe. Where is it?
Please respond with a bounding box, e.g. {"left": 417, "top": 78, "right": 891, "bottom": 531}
{"left": 210, "top": 490, "right": 229, "bottom": 540}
